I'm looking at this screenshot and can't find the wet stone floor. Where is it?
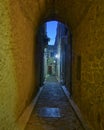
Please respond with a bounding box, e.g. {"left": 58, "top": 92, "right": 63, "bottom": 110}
{"left": 25, "top": 76, "right": 84, "bottom": 130}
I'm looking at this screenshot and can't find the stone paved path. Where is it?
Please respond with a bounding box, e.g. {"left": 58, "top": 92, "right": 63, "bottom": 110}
{"left": 25, "top": 76, "right": 84, "bottom": 130}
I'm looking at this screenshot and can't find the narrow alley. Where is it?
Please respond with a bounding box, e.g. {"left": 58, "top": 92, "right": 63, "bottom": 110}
{"left": 0, "top": 0, "right": 104, "bottom": 130}
{"left": 25, "top": 76, "right": 84, "bottom": 130}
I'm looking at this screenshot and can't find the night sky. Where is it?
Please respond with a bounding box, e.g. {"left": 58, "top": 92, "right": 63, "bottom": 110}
{"left": 47, "top": 21, "right": 58, "bottom": 45}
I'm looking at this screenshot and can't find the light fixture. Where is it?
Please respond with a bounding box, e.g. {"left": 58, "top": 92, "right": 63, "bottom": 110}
{"left": 55, "top": 54, "right": 60, "bottom": 59}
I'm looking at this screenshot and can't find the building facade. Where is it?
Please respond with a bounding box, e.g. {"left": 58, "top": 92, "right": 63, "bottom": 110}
{"left": 38, "top": 23, "right": 49, "bottom": 85}
{"left": 54, "top": 22, "right": 72, "bottom": 90}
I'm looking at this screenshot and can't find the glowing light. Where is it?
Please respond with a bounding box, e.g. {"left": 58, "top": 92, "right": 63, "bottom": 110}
{"left": 55, "top": 54, "right": 60, "bottom": 59}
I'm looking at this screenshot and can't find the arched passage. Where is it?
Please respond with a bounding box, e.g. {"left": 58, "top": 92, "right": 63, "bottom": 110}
{"left": 0, "top": 0, "right": 104, "bottom": 130}
{"left": 37, "top": 20, "right": 72, "bottom": 95}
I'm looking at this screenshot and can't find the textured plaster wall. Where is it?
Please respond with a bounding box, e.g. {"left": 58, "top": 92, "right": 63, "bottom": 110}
{"left": 10, "top": 0, "right": 36, "bottom": 118}
{"left": 72, "top": 1, "right": 104, "bottom": 129}
{"left": 0, "top": 0, "right": 41, "bottom": 129}
{"left": 0, "top": 0, "right": 18, "bottom": 129}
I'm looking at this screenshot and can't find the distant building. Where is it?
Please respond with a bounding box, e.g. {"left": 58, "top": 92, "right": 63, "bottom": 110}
{"left": 38, "top": 24, "right": 56, "bottom": 80}
{"left": 38, "top": 23, "right": 49, "bottom": 85}
{"left": 54, "top": 22, "right": 69, "bottom": 83}
{"left": 38, "top": 22, "right": 71, "bottom": 86}
{"left": 46, "top": 45, "right": 56, "bottom": 76}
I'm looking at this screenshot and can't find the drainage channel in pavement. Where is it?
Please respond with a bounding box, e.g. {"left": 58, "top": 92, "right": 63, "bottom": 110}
{"left": 38, "top": 107, "right": 61, "bottom": 118}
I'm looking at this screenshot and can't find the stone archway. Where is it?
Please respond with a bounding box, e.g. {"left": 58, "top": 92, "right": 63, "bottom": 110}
{"left": 37, "top": 20, "right": 72, "bottom": 92}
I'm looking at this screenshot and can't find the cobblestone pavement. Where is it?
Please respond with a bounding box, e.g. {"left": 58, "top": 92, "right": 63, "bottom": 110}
{"left": 25, "top": 76, "right": 84, "bottom": 130}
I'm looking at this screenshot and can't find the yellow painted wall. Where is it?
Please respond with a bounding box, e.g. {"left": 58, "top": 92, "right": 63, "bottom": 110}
{"left": 72, "top": 1, "right": 104, "bottom": 129}
{"left": 0, "top": 0, "right": 17, "bottom": 130}
{"left": 0, "top": 0, "right": 18, "bottom": 129}
{"left": 10, "top": 0, "right": 36, "bottom": 117}
{"left": 0, "top": 0, "right": 41, "bottom": 129}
